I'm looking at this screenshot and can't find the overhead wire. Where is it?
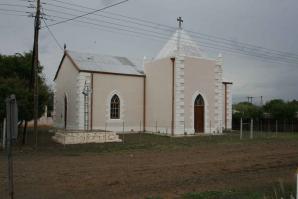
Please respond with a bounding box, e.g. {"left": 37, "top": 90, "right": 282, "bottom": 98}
{"left": 41, "top": 16, "right": 63, "bottom": 50}
{"left": 39, "top": 14, "right": 298, "bottom": 65}
{"left": 40, "top": 8, "right": 298, "bottom": 65}
{"left": 9, "top": 0, "right": 298, "bottom": 61}
{"left": 45, "top": 0, "right": 129, "bottom": 27}
{"left": 41, "top": 0, "right": 298, "bottom": 60}
{"left": 6, "top": 0, "right": 298, "bottom": 65}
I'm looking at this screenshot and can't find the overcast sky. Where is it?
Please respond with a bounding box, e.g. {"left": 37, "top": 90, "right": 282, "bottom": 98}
{"left": 1, "top": 0, "right": 298, "bottom": 104}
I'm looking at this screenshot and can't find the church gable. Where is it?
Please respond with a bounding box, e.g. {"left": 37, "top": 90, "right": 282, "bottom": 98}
{"left": 54, "top": 52, "right": 80, "bottom": 81}
{"left": 155, "top": 29, "right": 205, "bottom": 60}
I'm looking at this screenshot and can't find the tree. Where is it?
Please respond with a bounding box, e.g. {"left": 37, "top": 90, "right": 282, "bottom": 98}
{"left": 233, "top": 102, "right": 263, "bottom": 121}
{"left": 0, "top": 52, "right": 52, "bottom": 144}
{"left": 288, "top": 100, "right": 298, "bottom": 119}
{"left": 263, "top": 99, "right": 296, "bottom": 120}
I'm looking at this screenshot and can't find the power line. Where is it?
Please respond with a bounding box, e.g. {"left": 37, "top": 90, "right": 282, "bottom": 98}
{"left": 40, "top": 6, "right": 63, "bottom": 50}
{"left": 46, "top": 0, "right": 129, "bottom": 27}
{"left": 41, "top": 16, "right": 63, "bottom": 50}
{"left": 42, "top": 2, "right": 174, "bottom": 32}
{"left": 41, "top": 10, "right": 298, "bottom": 65}
{"left": 39, "top": 14, "right": 298, "bottom": 65}
{"left": 0, "top": 3, "right": 29, "bottom": 8}
{"left": 7, "top": 0, "right": 296, "bottom": 65}
{"left": 41, "top": 0, "right": 298, "bottom": 60}
{"left": 44, "top": 0, "right": 175, "bottom": 30}
{"left": 0, "top": 11, "right": 28, "bottom": 17}
{"left": 0, "top": 8, "right": 30, "bottom": 13}
{"left": 40, "top": 1, "right": 298, "bottom": 62}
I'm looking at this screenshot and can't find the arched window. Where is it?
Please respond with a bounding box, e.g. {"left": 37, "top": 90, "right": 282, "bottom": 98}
{"left": 110, "top": 94, "right": 120, "bottom": 119}
{"left": 195, "top": 94, "right": 204, "bottom": 106}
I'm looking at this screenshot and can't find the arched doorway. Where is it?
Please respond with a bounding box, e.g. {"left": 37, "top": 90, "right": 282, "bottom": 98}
{"left": 64, "top": 95, "right": 67, "bottom": 129}
{"left": 194, "top": 95, "right": 204, "bottom": 133}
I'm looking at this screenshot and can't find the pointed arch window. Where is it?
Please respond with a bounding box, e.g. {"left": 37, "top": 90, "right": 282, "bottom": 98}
{"left": 195, "top": 95, "right": 204, "bottom": 106}
{"left": 110, "top": 94, "right": 120, "bottom": 119}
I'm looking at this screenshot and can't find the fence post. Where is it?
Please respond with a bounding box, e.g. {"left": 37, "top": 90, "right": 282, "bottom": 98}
{"left": 240, "top": 118, "right": 243, "bottom": 140}
{"left": 276, "top": 120, "right": 278, "bottom": 137}
{"left": 210, "top": 120, "right": 211, "bottom": 134}
{"left": 260, "top": 119, "right": 263, "bottom": 136}
{"left": 105, "top": 122, "right": 107, "bottom": 142}
{"left": 2, "top": 118, "right": 6, "bottom": 149}
{"left": 139, "top": 120, "right": 142, "bottom": 143}
{"left": 122, "top": 121, "right": 125, "bottom": 144}
{"left": 6, "top": 95, "right": 18, "bottom": 199}
{"left": 297, "top": 168, "right": 298, "bottom": 199}
{"left": 64, "top": 130, "right": 66, "bottom": 147}
{"left": 155, "top": 121, "right": 157, "bottom": 133}
{"left": 122, "top": 120, "right": 125, "bottom": 133}
{"left": 250, "top": 118, "right": 253, "bottom": 139}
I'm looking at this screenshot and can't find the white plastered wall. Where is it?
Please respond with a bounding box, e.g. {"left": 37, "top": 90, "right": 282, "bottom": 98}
{"left": 53, "top": 56, "right": 80, "bottom": 130}
{"left": 92, "top": 73, "right": 144, "bottom": 132}
{"left": 144, "top": 58, "right": 173, "bottom": 134}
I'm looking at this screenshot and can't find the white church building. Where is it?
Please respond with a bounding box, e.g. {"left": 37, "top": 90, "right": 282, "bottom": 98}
{"left": 53, "top": 18, "right": 232, "bottom": 136}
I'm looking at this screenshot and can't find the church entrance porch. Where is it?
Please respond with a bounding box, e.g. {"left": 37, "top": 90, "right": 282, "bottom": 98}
{"left": 194, "top": 95, "right": 204, "bottom": 133}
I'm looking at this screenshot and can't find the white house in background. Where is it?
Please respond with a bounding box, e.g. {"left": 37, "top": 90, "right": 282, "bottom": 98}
{"left": 53, "top": 19, "right": 232, "bottom": 136}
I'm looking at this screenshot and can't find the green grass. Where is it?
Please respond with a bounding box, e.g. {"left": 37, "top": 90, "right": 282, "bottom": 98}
{"left": 181, "top": 184, "right": 296, "bottom": 199}
{"left": 8, "top": 127, "right": 298, "bottom": 156}
{"left": 146, "top": 183, "right": 296, "bottom": 199}
{"left": 182, "top": 191, "right": 263, "bottom": 199}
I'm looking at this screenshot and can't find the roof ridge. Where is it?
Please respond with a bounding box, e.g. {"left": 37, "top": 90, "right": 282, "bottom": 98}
{"left": 155, "top": 29, "right": 205, "bottom": 60}
{"left": 66, "top": 50, "right": 145, "bottom": 76}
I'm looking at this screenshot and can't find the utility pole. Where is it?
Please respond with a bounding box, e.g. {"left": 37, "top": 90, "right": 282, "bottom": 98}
{"left": 260, "top": 96, "right": 263, "bottom": 106}
{"left": 32, "top": 0, "right": 41, "bottom": 149}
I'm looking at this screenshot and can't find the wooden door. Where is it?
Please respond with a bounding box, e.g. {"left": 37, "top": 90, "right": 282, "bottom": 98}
{"left": 194, "top": 95, "right": 204, "bottom": 133}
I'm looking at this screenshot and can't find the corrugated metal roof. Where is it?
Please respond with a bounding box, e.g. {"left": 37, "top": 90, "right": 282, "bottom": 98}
{"left": 67, "top": 50, "right": 144, "bottom": 76}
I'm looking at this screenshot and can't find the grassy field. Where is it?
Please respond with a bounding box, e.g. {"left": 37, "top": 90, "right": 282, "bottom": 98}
{"left": 17, "top": 128, "right": 298, "bottom": 155}
{"left": 1, "top": 128, "right": 298, "bottom": 199}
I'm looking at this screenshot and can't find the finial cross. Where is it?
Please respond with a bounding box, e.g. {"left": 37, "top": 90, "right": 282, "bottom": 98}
{"left": 177, "top": 16, "right": 183, "bottom": 29}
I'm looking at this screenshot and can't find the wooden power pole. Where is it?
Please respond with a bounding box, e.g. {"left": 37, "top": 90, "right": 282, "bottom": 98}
{"left": 32, "top": 0, "right": 41, "bottom": 149}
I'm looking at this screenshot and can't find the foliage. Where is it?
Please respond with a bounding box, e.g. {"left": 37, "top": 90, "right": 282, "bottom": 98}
{"left": 233, "top": 102, "right": 263, "bottom": 120}
{"left": 233, "top": 99, "right": 298, "bottom": 120}
{"left": 0, "top": 52, "right": 52, "bottom": 121}
{"left": 263, "top": 99, "right": 297, "bottom": 120}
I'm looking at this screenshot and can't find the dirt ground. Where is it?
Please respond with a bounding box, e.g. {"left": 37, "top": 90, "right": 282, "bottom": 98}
{"left": 1, "top": 135, "right": 298, "bottom": 199}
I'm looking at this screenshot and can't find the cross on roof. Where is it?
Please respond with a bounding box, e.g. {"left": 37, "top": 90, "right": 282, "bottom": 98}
{"left": 177, "top": 16, "right": 183, "bottom": 29}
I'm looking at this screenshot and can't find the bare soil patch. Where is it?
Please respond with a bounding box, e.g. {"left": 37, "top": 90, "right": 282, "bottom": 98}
{"left": 1, "top": 133, "right": 298, "bottom": 199}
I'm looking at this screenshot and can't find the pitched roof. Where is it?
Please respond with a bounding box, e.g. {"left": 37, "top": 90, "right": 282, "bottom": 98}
{"left": 155, "top": 29, "right": 205, "bottom": 60}
{"left": 66, "top": 50, "right": 144, "bottom": 76}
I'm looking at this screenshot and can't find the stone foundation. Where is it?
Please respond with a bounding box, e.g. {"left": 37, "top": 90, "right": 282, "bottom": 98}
{"left": 52, "top": 130, "right": 122, "bottom": 144}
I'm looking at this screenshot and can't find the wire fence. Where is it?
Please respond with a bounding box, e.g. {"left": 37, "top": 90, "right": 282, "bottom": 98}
{"left": 232, "top": 118, "right": 298, "bottom": 140}
{"left": 1, "top": 117, "right": 298, "bottom": 149}
{"left": 233, "top": 118, "right": 298, "bottom": 133}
